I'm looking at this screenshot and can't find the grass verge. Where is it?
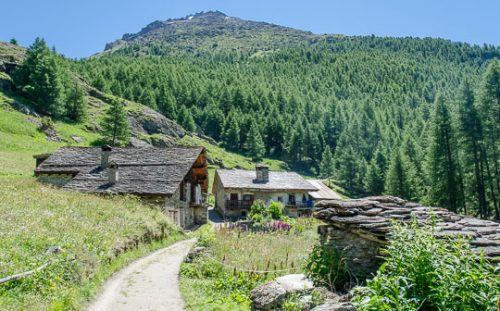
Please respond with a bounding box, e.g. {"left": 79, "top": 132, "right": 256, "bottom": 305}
{"left": 179, "top": 219, "right": 320, "bottom": 310}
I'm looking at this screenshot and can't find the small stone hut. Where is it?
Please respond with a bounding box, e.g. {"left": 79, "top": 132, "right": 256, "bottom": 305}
{"left": 314, "top": 196, "right": 500, "bottom": 280}
{"left": 34, "top": 146, "right": 208, "bottom": 228}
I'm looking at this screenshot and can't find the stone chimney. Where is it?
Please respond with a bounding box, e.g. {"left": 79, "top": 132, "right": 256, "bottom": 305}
{"left": 255, "top": 164, "right": 269, "bottom": 183}
{"left": 101, "top": 145, "right": 112, "bottom": 169}
{"left": 108, "top": 160, "right": 119, "bottom": 185}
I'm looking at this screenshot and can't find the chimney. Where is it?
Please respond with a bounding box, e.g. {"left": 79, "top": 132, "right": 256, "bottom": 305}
{"left": 108, "top": 160, "right": 119, "bottom": 185}
{"left": 255, "top": 164, "right": 269, "bottom": 183}
{"left": 101, "top": 145, "right": 112, "bottom": 168}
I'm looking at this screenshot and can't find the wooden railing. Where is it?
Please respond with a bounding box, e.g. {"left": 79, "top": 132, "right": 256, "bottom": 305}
{"left": 226, "top": 200, "right": 253, "bottom": 210}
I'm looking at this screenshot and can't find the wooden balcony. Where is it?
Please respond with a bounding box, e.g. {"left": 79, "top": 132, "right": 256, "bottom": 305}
{"left": 285, "top": 202, "right": 313, "bottom": 209}
{"left": 226, "top": 200, "right": 254, "bottom": 210}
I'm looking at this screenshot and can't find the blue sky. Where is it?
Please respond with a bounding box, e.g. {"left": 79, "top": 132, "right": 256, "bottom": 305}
{"left": 1, "top": 0, "right": 498, "bottom": 59}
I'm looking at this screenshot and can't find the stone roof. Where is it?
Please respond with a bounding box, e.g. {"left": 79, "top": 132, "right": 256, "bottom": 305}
{"left": 215, "top": 169, "right": 317, "bottom": 192}
{"left": 307, "top": 180, "right": 341, "bottom": 200}
{"left": 34, "top": 146, "right": 204, "bottom": 196}
{"left": 314, "top": 196, "right": 500, "bottom": 262}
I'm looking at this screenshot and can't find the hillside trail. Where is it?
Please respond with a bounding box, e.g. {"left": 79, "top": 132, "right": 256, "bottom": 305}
{"left": 87, "top": 238, "right": 196, "bottom": 311}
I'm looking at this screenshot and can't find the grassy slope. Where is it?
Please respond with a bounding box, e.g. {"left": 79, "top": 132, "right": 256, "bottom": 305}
{"left": 0, "top": 92, "right": 185, "bottom": 310}
{"left": 180, "top": 219, "right": 321, "bottom": 310}
{"left": 0, "top": 89, "right": 292, "bottom": 309}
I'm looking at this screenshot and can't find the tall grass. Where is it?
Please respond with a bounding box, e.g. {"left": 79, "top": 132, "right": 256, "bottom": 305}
{"left": 0, "top": 93, "right": 184, "bottom": 310}
{"left": 180, "top": 219, "right": 320, "bottom": 310}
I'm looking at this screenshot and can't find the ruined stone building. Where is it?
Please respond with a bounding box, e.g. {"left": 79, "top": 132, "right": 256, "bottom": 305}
{"left": 34, "top": 146, "right": 208, "bottom": 228}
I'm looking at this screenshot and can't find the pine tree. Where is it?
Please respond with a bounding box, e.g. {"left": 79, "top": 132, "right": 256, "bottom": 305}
{"left": 425, "top": 95, "right": 461, "bottom": 212}
{"left": 385, "top": 151, "right": 409, "bottom": 199}
{"left": 13, "top": 37, "right": 65, "bottom": 118}
{"left": 177, "top": 106, "right": 196, "bottom": 132}
{"left": 244, "top": 120, "right": 265, "bottom": 161}
{"left": 65, "top": 82, "right": 87, "bottom": 122}
{"left": 364, "top": 154, "right": 385, "bottom": 195}
{"left": 222, "top": 113, "right": 240, "bottom": 151}
{"left": 477, "top": 60, "right": 500, "bottom": 219}
{"left": 319, "top": 145, "right": 334, "bottom": 178}
{"left": 457, "top": 81, "right": 487, "bottom": 217}
{"left": 100, "top": 100, "right": 130, "bottom": 146}
{"left": 335, "top": 145, "right": 360, "bottom": 195}
{"left": 157, "top": 87, "right": 177, "bottom": 120}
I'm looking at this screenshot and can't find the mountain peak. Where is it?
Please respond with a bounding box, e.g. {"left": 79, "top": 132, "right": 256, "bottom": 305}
{"left": 103, "top": 11, "right": 313, "bottom": 54}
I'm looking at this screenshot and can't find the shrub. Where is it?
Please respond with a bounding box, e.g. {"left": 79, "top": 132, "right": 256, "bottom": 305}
{"left": 304, "top": 244, "right": 350, "bottom": 291}
{"left": 249, "top": 200, "right": 285, "bottom": 225}
{"left": 352, "top": 222, "right": 499, "bottom": 311}
{"left": 267, "top": 201, "right": 284, "bottom": 220}
{"left": 195, "top": 224, "right": 216, "bottom": 247}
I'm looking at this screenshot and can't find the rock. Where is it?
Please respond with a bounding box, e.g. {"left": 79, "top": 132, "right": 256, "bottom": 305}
{"left": 44, "top": 128, "right": 62, "bottom": 142}
{"left": 127, "top": 106, "right": 186, "bottom": 138}
{"left": 311, "top": 302, "right": 355, "bottom": 311}
{"left": 275, "top": 274, "right": 314, "bottom": 293}
{"left": 150, "top": 135, "right": 176, "bottom": 148}
{"left": 250, "top": 281, "right": 286, "bottom": 310}
{"left": 71, "top": 136, "right": 83, "bottom": 143}
{"left": 184, "top": 246, "right": 206, "bottom": 263}
{"left": 129, "top": 137, "right": 152, "bottom": 148}
{"left": 46, "top": 245, "right": 62, "bottom": 254}
{"left": 11, "top": 100, "right": 40, "bottom": 117}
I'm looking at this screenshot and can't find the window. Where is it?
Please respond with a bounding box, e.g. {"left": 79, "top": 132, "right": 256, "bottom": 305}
{"left": 180, "top": 181, "right": 186, "bottom": 201}
{"left": 277, "top": 196, "right": 283, "bottom": 202}
{"left": 289, "top": 194, "right": 296, "bottom": 204}
{"left": 230, "top": 193, "right": 238, "bottom": 201}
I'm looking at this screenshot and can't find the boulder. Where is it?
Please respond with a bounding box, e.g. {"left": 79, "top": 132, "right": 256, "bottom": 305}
{"left": 71, "top": 136, "right": 83, "bottom": 143}
{"left": 184, "top": 246, "right": 206, "bottom": 263}
{"left": 275, "top": 274, "right": 314, "bottom": 293}
{"left": 129, "top": 137, "right": 151, "bottom": 148}
{"left": 250, "top": 281, "right": 286, "bottom": 310}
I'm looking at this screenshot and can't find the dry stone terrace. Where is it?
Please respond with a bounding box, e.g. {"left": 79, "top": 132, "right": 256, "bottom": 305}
{"left": 313, "top": 196, "right": 500, "bottom": 279}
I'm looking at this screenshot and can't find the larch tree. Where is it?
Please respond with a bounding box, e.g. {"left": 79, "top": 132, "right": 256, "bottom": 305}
{"left": 425, "top": 95, "right": 461, "bottom": 213}
{"left": 100, "top": 100, "right": 130, "bottom": 146}
{"left": 13, "top": 37, "right": 65, "bottom": 118}
{"left": 244, "top": 120, "right": 265, "bottom": 161}
{"left": 319, "top": 145, "right": 335, "bottom": 178}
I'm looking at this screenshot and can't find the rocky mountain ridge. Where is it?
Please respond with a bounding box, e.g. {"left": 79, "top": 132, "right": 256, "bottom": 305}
{"left": 103, "top": 10, "right": 319, "bottom": 55}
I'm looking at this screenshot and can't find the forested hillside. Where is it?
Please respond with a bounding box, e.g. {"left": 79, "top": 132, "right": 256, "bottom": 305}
{"left": 72, "top": 12, "right": 500, "bottom": 219}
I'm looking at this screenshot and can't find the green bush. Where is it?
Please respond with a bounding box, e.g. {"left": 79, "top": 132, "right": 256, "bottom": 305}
{"left": 249, "top": 200, "right": 285, "bottom": 225}
{"left": 267, "top": 201, "right": 284, "bottom": 220}
{"left": 352, "top": 222, "right": 499, "bottom": 311}
{"left": 195, "top": 224, "right": 216, "bottom": 247}
{"left": 304, "top": 244, "right": 350, "bottom": 291}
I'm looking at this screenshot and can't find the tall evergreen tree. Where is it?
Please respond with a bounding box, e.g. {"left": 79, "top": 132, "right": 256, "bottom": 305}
{"left": 364, "top": 152, "right": 385, "bottom": 195}
{"left": 425, "top": 96, "right": 461, "bottom": 212}
{"left": 385, "top": 151, "right": 409, "bottom": 199}
{"left": 457, "top": 81, "right": 487, "bottom": 217}
{"left": 65, "top": 82, "right": 87, "bottom": 122}
{"left": 477, "top": 60, "right": 500, "bottom": 219}
{"left": 222, "top": 113, "right": 241, "bottom": 151}
{"left": 100, "top": 100, "right": 130, "bottom": 146}
{"left": 319, "top": 145, "right": 334, "bottom": 178}
{"left": 244, "top": 120, "right": 265, "bottom": 161}
{"left": 13, "top": 37, "right": 65, "bottom": 118}
{"left": 177, "top": 106, "right": 196, "bottom": 132}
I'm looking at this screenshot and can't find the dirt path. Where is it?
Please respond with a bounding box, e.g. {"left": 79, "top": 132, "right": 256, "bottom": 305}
{"left": 87, "top": 238, "right": 196, "bottom": 311}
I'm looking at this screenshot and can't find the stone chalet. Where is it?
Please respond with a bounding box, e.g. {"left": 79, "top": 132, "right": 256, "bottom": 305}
{"left": 33, "top": 146, "right": 208, "bottom": 228}
{"left": 212, "top": 165, "right": 329, "bottom": 218}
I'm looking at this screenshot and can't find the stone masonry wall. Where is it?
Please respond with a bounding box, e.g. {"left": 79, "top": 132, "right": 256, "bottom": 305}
{"left": 314, "top": 195, "right": 500, "bottom": 282}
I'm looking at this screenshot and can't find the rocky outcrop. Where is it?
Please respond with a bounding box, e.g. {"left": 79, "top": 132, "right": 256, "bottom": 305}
{"left": 314, "top": 196, "right": 500, "bottom": 280}
{"left": 250, "top": 274, "right": 314, "bottom": 310}
{"left": 250, "top": 281, "right": 287, "bottom": 310}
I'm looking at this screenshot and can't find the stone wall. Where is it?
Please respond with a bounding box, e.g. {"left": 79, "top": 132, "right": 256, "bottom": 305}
{"left": 314, "top": 196, "right": 500, "bottom": 281}
{"left": 38, "top": 174, "right": 74, "bottom": 187}
{"left": 317, "top": 225, "right": 384, "bottom": 280}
